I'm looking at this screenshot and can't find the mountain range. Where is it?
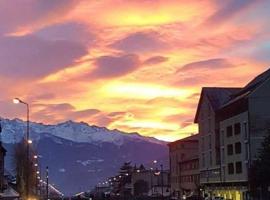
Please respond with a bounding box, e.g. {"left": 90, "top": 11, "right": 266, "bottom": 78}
{"left": 0, "top": 118, "right": 169, "bottom": 195}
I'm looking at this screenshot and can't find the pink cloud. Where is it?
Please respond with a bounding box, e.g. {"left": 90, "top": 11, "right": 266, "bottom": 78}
{"left": 89, "top": 54, "right": 140, "bottom": 79}
{"left": 0, "top": 35, "right": 87, "bottom": 79}
{"left": 0, "top": 0, "right": 78, "bottom": 34}
{"left": 110, "top": 31, "right": 167, "bottom": 53}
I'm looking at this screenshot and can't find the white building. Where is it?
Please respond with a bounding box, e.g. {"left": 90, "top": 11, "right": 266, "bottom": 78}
{"left": 194, "top": 87, "right": 241, "bottom": 194}
{"left": 195, "top": 68, "right": 270, "bottom": 200}
{"left": 215, "top": 68, "right": 270, "bottom": 200}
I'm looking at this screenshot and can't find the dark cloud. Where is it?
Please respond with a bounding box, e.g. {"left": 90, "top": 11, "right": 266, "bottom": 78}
{"left": 28, "top": 93, "right": 56, "bottom": 101}
{"left": 206, "top": 0, "right": 257, "bottom": 25}
{"left": 180, "top": 119, "right": 194, "bottom": 128}
{"left": 0, "top": 35, "right": 87, "bottom": 79}
{"left": 110, "top": 31, "right": 166, "bottom": 53}
{"left": 31, "top": 103, "right": 100, "bottom": 123}
{"left": 0, "top": 0, "right": 78, "bottom": 34}
{"left": 71, "top": 109, "right": 101, "bottom": 119}
{"left": 143, "top": 56, "right": 168, "bottom": 65}
{"left": 177, "top": 58, "right": 233, "bottom": 72}
{"left": 107, "top": 112, "right": 127, "bottom": 118}
{"left": 35, "top": 22, "right": 95, "bottom": 45}
{"left": 90, "top": 54, "right": 140, "bottom": 78}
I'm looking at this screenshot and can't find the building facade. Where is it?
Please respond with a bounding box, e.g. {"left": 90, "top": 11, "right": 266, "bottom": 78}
{"left": 194, "top": 68, "right": 270, "bottom": 200}
{"left": 194, "top": 87, "right": 241, "bottom": 197}
{"left": 168, "top": 134, "right": 199, "bottom": 199}
{"left": 214, "top": 69, "right": 270, "bottom": 200}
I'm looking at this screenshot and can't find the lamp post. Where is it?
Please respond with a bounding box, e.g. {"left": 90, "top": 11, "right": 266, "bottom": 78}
{"left": 13, "top": 98, "right": 30, "bottom": 199}
{"left": 46, "top": 166, "right": 49, "bottom": 200}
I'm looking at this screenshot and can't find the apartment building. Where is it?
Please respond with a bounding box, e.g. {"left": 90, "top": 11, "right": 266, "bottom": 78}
{"left": 179, "top": 156, "right": 200, "bottom": 198}
{"left": 214, "top": 68, "right": 270, "bottom": 200}
{"left": 194, "top": 68, "right": 270, "bottom": 200}
{"left": 168, "top": 134, "right": 199, "bottom": 199}
{"left": 194, "top": 87, "right": 241, "bottom": 195}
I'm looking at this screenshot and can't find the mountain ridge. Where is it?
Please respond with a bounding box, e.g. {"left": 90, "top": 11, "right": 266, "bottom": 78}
{"left": 0, "top": 117, "right": 168, "bottom": 194}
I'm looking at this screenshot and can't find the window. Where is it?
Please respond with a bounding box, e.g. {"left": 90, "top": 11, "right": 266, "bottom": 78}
{"left": 226, "top": 126, "right": 233, "bottom": 137}
{"left": 227, "top": 144, "right": 233, "bottom": 155}
{"left": 228, "top": 163, "right": 234, "bottom": 174}
{"left": 236, "top": 162, "right": 242, "bottom": 174}
{"left": 234, "top": 123, "right": 241, "bottom": 135}
{"left": 181, "top": 153, "right": 185, "bottom": 160}
{"left": 235, "top": 142, "right": 242, "bottom": 154}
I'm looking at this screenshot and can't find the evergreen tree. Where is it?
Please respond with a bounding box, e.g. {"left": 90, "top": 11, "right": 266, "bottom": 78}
{"left": 250, "top": 129, "right": 270, "bottom": 197}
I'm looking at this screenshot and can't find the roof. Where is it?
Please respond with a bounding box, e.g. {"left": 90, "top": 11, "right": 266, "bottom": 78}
{"left": 168, "top": 134, "right": 199, "bottom": 146}
{"left": 222, "top": 67, "right": 270, "bottom": 108}
{"left": 194, "top": 87, "right": 241, "bottom": 123}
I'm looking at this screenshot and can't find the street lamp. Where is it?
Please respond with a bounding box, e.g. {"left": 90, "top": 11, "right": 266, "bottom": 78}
{"left": 13, "top": 97, "right": 30, "bottom": 199}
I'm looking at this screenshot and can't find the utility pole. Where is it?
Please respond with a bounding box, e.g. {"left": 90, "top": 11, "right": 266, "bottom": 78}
{"left": 46, "top": 166, "right": 49, "bottom": 200}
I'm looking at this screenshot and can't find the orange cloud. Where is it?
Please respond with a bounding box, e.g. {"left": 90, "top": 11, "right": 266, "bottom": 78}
{"left": 1, "top": 0, "right": 270, "bottom": 142}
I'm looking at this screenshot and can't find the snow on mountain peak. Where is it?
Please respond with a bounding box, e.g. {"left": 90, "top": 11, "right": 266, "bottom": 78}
{"left": 0, "top": 118, "right": 165, "bottom": 146}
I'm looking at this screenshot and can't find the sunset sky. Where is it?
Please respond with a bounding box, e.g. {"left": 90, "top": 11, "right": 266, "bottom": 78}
{"left": 0, "top": 0, "right": 270, "bottom": 141}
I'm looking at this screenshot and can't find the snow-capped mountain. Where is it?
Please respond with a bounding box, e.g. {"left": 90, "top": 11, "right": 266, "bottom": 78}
{"left": 0, "top": 118, "right": 168, "bottom": 195}
{"left": 0, "top": 118, "right": 164, "bottom": 145}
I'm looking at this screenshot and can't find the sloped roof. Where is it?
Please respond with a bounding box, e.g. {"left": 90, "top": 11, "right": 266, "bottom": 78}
{"left": 194, "top": 87, "right": 241, "bottom": 123}
{"left": 223, "top": 67, "right": 270, "bottom": 107}
{"left": 232, "top": 68, "right": 270, "bottom": 96}
{"left": 168, "top": 134, "right": 198, "bottom": 146}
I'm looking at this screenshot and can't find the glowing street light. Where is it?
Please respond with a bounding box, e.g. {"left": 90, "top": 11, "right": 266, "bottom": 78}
{"left": 13, "top": 97, "right": 31, "bottom": 199}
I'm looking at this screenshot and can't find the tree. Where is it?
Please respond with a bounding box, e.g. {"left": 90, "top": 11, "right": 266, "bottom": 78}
{"left": 13, "top": 140, "right": 37, "bottom": 199}
{"left": 134, "top": 180, "right": 149, "bottom": 196}
{"left": 116, "top": 162, "right": 133, "bottom": 197}
{"left": 250, "top": 129, "right": 270, "bottom": 198}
